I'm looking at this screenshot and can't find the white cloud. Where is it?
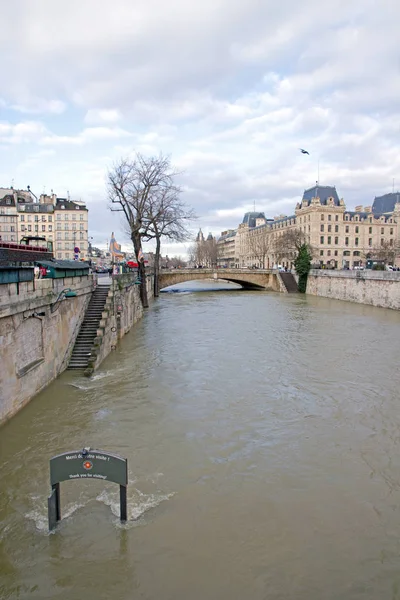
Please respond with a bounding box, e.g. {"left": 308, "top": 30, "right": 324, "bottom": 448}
{"left": 0, "top": 0, "right": 399, "bottom": 252}
{"left": 84, "top": 109, "right": 122, "bottom": 124}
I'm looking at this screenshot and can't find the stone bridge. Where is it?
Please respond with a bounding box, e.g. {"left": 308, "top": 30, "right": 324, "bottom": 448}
{"left": 159, "top": 268, "right": 282, "bottom": 291}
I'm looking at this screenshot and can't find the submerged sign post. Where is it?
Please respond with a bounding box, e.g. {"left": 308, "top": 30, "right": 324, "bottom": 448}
{"left": 48, "top": 448, "right": 128, "bottom": 531}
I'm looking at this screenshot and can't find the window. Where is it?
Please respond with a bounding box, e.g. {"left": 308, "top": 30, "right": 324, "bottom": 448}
{"left": 20, "top": 215, "right": 25, "bottom": 221}
{"left": 321, "top": 214, "right": 324, "bottom": 221}
{"left": 72, "top": 223, "right": 76, "bottom": 230}
{"left": 65, "top": 242, "right": 69, "bottom": 250}
{"left": 72, "top": 214, "right": 76, "bottom": 220}
{"left": 320, "top": 236, "right": 324, "bottom": 244}
{"left": 57, "top": 253, "right": 62, "bottom": 259}
{"left": 308, "top": 215, "right": 310, "bottom": 222}
{"left": 343, "top": 251, "right": 350, "bottom": 256}
{"left": 27, "top": 215, "right": 32, "bottom": 221}
{"left": 390, "top": 239, "right": 393, "bottom": 246}
{"left": 80, "top": 232, "right": 84, "bottom": 240}
{"left": 65, "top": 233, "right": 68, "bottom": 240}
{"left": 335, "top": 236, "right": 338, "bottom": 245}
{"left": 355, "top": 237, "right": 359, "bottom": 246}
{"left": 335, "top": 215, "right": 338, "bottom": 221}
{"left": 345, "top": 215, "right": 349, "bottom": 221}
{"left": 308, "top": 225, "right": 310, "bottom": 233}
{"left": 355, "top": 226, "right": 359, "bottom": 233}
{"left": 327, "top": 250, "right": 331, "bottom": 256}
{"left": 320, "top": 250, "right": 324, "bottom": 256}
{"left": 21, "top": 225, "right": 25, "bottom": 231}
{"left": 34, "top": 225, "right": 38, "bottom": 232}
{"left": 65, "top": 224, "right": 69, "bottom": 230}
{"left": 48, "top": 225, "right": 52, "bottom": 232}
{"left": 381, "top": 227, "right": 384, "bottom": 234}
{"left": 34, "top": 205, "right": 39, "bottom": 212}
{"left": 334, "top": 250, "right": 338, "bottom": 256}
{"left": 328, "top": 224, "right": 331, "bottom": 232}
{"left": 369, "top": 238, "right": 372, "bottom": 246}
{"left": 57, "top": 214, "right": 61, "bottom": 220}
{"left": 345, "top": 237, "right": 349, "bottom": 246}
{"left": 34, "top": 215, "right": 39, "bottom": 222}
{"left": 369, "top": 217, "right": 372, "bottom": 223}
{"left": 10, "top": 226, "right": 15, "bottom": 232}
{"left": 57, "top": 233, "right": 61, "bottom": 240}
{"left": 335, "top": 225, "right": 338, "bottom": 232}
{"left": 390, "top": 228, "right": 393, "bottom": 235}
{"left": 28, "top": 225, "right": 32, "bottom": 232}
{"left": 345, "top": 225, "right": 349, "bottom": 233}
{"left": 48, "top": 215, "right": 52, "bottom": 222}
{"left": 320, "top": 224, "right": 324, "bottom": 232}
{"left": 381, "top": 238, "right": 384, "bottom": 246}
{"left": 369, "top": 227, "right": 372, "bottom": 234}
{"left": 328, "top": 215, "right": 331, "bottom": 221}
{"left": 42, "top": 225, "right": 46, "bottom": 232}
{"left": 64, "top": 213, "right": 69, "bottom": 220}
{"left": 42, "top": 215, "right": 46, "bottom": 222}
{"left": 80, "top": 214, "right": 84, "bottom": 221}
{"left": 80, "top": 224, "right": 84, "bottom": 230}
{"left": 327, "top": 236, "right": 331, "bottom": 244}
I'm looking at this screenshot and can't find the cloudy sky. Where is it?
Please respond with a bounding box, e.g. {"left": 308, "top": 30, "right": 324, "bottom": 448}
{"left": 0, "top": 0, "right": 399, "bottom": 256}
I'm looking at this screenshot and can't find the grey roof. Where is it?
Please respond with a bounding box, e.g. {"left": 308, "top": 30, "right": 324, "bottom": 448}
{"left": 273, "top": 214, "right": 296, "bottom": 225}
{"left": 56, "top": 199, "right": 88, "bottom": 211}
{"left": 302, "top": 185, "right": 340, "bottom": 206}
{"left": 23, "top": 203, "right": 54, "bottom": 213}
{"left": 242, "top": 212, "right": 266, "bottom": 228}
{"left": 34, "top": 259, "right": 89, "bottom": 270}
{"left": 372, "top": 192, "right": 400, "bottom": 214}
{"left": 206, "top": 233, "right": 214, "bottom": 241}
{"left": 0, "top": 194, "right": 16, "bottom": 206}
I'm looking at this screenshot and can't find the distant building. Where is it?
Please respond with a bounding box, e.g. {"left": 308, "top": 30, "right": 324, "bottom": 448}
{"left": 216, "top": 185, "right": 400, "bottom": 269}
{"left": 0, "top": 187, "right": 90, "bottom": 261}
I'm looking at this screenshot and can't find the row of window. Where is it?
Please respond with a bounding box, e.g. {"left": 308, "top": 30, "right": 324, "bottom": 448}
{"left": 320, "top": 236, "right": 394, "bottom": 247}
{"left": 20, "top": 215, "right": 52, "bottom": 222}
{"left": 56, "top": 233, "right": 85, "bottom": 240}
{"left": 56, "top": 224, "right": 85, "bottom": 230}
{"left": 56, "top": 213, "right": 85, "bottom": 221}
{"left": 21, "top": 225, "right": 52, "bottom": 232}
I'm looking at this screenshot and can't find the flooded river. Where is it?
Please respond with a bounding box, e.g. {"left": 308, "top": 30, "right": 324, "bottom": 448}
{"left": 1, "top": 283, "right": 400, "bottom": 599}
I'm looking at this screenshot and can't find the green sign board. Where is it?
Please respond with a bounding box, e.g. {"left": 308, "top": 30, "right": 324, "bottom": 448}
{"left": 50, "top": 449, "right": 127, "bottom": 487}
{"left": 48, "top": 448, "right": 128, "bottom": 531}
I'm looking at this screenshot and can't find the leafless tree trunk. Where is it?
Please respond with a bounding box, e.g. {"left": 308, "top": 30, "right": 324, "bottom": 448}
{"left": 248, "top": 227, "right": 271, "bottom": 268}
{"left": 108, "top": 153, "right": 180, "bottom": 307}
{"left": 145, "top": 186, "right": 195, "bottom": 296}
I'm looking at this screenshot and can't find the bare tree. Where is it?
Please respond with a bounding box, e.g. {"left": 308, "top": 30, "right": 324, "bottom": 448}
{"left": 273, "top": 229, "right": 312, "bottom": 265}
{"left": 368, "top": 240, "right": 400, "bottom": 265}
{"left": 145, "top": 187, "right": 196, "bottom": 296}
{"left": 191, "top": 236, "right": 218, "bottom": 267}
{"left": 108, "top": 153, "right": 178, "bottom": 308}
{"left": 248, "top": 226, "right": 271, "bottom": 268}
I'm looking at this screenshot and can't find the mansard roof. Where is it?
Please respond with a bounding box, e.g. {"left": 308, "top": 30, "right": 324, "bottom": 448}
{"left": 302, "top": 185, "right": 340, "bottom": 206}
{"left": 372, "top": 192, "right": 400, "bottom": 214}
{"left": 242, "top": 212, "right": 266, "bottom": 228}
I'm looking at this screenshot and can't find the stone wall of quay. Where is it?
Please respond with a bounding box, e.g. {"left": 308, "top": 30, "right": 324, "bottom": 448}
{"left": 306, "top": 270, "right": 400, "bottom": 310}
{"left": 0, "top": 275, "right": 93, "bottom": 425}
{"left": 85, "top": 273, "right": 154, "bottom": 375}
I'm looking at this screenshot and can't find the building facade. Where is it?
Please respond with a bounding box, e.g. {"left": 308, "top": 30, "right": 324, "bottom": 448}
{"left": 216, "top": 186, "right": 400, "bottom": 269}
{"left": 0, "top": 188, "right": 89, "bottom": 261}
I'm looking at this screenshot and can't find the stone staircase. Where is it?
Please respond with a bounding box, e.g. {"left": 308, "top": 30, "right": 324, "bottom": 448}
{"left": 67, "top": 284, "right": 111, "bottom": 370}
{"left": 279, "top": 272, "right": 298, "bottom": 293}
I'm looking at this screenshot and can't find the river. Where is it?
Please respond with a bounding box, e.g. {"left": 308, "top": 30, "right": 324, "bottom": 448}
{"left": 1, "top": 282, "right": 400, "bottom": 599}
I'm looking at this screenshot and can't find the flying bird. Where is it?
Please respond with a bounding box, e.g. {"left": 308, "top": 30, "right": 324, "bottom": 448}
{"left": 300, "top": 148, "right": 310, "bottom": 155}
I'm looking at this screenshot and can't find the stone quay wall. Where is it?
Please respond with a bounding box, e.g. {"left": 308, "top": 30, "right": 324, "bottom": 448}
{"left": 306, "top": 270, "right": 400, "bottom": 310}
{"left": 85, "top": 273, "right": 154, "bottom": 375}
{"left": 0, "top": 275, "right": 93, "bottom": 425}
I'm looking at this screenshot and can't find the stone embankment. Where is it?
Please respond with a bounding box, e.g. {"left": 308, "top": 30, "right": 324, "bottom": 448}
{"left": 306, "top": 269, "right": 400, "bottom": 310}
{"left": 84, "top": 273, "right": 154, "bottom": 375}
{"left": 0, "top": 274, "right": 93, "bottom": 424}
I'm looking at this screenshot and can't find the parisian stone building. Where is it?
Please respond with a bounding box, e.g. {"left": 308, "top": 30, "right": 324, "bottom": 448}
{"left": 216, "top": 185, "right": 400, "bottom": 269}
{"left": 0, "top": 188, "right": 89, "bottom": 261}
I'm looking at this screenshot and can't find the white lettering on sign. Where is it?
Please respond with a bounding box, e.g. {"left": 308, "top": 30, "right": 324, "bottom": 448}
{"left": 66, "top": 455, "right": 77, "bottom": 460}
{"left": 68, "top": 473, "right": 109, "bottom": 480}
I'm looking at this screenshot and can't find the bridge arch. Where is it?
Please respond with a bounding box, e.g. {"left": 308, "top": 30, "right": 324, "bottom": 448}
{"left": 158, "top": 269, "right": 280, "bottom": 291}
